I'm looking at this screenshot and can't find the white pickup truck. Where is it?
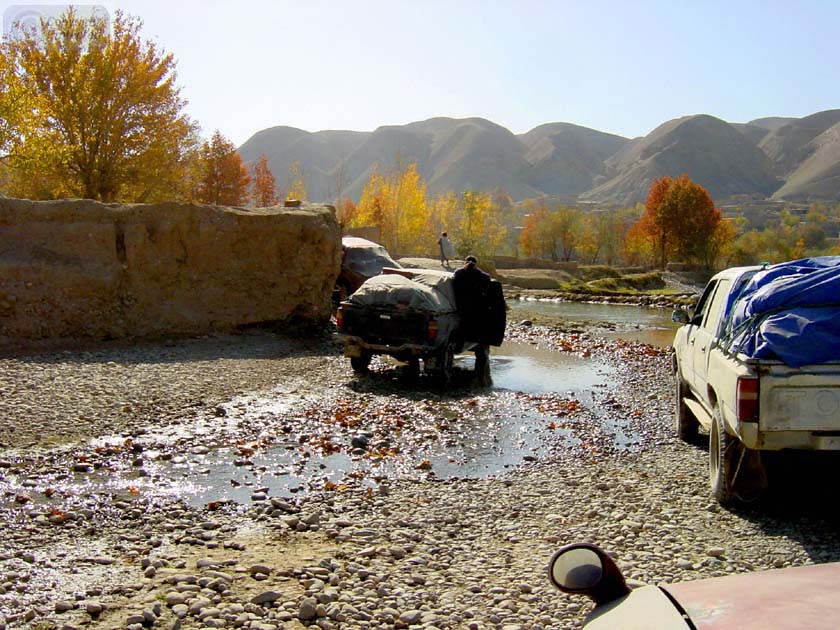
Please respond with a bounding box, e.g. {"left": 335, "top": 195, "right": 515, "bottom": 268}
{"left": 672, "top": 262, "right": 840, "bottom": 504}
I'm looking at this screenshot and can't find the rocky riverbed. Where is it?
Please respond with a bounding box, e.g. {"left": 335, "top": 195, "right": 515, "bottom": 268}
{"left": 2, "top": 316, "right": 840, "bottom": 630}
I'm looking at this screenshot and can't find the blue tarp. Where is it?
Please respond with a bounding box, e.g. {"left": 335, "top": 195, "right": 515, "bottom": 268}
{"left": 725, "top": 257, "right": 840, "bottom": 367}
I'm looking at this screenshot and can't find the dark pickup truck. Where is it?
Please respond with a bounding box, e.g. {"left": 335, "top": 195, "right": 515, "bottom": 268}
{"left": 336, "top": 267, "right": 505, "bottom": 384}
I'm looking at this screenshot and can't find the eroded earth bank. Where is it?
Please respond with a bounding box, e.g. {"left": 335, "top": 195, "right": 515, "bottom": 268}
{"left": 2, "top": 317, "right": 840, "bottom": 630}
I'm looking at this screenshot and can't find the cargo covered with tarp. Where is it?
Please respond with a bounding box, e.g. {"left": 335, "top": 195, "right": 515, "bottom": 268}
{"left": 346, "top": 269, "right": 458, "bottom": 313}
{"left": 723, "top": 256, "right": 840, "bottom": 367}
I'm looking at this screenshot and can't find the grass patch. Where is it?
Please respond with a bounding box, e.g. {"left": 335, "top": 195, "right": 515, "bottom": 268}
{"left": 586, "top": 271, "right": 664, "bottom": 293}
{"left": 578, "top": 265, "right": 622, "bottom": 281}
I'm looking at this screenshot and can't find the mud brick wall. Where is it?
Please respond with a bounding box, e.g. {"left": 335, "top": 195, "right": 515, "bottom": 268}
{"left": 0, "top": 198, "right": 341, "bottom": 340}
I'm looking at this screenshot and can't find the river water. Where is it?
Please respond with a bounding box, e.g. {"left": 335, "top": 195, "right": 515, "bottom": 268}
{"left": 509, "top": 299, "right": 680, "bottom": 347}
{"left": 0, "top": 301, "right": 674, "bottom": 509}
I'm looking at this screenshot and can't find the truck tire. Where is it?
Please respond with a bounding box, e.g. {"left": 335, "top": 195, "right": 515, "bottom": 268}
{"left": 709, "top": 405, "right": 768, "bottom": 505}
{"left": 350, "top": 352, "right": 372, "bottom": 374}
{"left": 709, "top": 405, "right": 738, "bottom": 505}
{"left": 675, "top": 375, "right": 698, "bottom": 442}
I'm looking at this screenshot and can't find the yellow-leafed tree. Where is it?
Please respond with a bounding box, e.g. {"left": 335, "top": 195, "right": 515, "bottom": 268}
{"left": 355, "top": 164, "right": 392, "bottom": 244}
{"left": 393, "top": 163, "right": 428, "bottom": 254}
{"left": 457, "top": 191, "right": 507, "bottom": 258}
{"left": 0, "top": 8, "right": 197, "bottom": 201}
{"left": 286, "top": 161, "right": 308, "bottom": 202}
{"left": 428, "top": 192, "right": 460, "bottom": 246}
{"left": 354, "top": 160, "right": 430, "bottom": 255}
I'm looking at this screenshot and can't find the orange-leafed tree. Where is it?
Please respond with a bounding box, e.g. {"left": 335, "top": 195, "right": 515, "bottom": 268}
{"left": 251, "top": 154, "right": 279, "bottom": 207}
{"left": 519, "top": 205, "right": 553, "bottom": 259}
{"left": 635, "top": 174, "right": 723, "bottom": 268}
{"left": 197, "top": 130, "right": 250, "bottom": 206}
{"left": 335, "top": 198, "right": 358, "bottom": 227}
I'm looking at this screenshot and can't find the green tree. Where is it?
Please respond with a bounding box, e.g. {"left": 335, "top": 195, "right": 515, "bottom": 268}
{"left": 0, "top": 8, "right": 196, "bottom": 201}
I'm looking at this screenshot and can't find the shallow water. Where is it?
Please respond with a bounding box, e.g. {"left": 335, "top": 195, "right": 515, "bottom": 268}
{"left": 509, "top": 299, "right": 680, "bottom": 347}
{"left": 0, "top": 325, "right": 649, "bottom": 510}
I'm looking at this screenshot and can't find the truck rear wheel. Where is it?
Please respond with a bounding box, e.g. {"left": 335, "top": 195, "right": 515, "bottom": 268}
{"left": 675, "top": 375, "right": 698, "bottom": 442}
{"left": 350, "top": 352, "right": 372, "bottom": 374}
{"left": 710, "top": 404, "right": 767, "bottom": 505}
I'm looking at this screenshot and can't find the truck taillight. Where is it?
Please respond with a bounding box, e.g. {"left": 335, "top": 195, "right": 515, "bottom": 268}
{"left": 427, "top": 319, "right": 439, "bottom": 342}
{"left": 336, "top": 308, "right": 344, "bottom": 331}
{"left": 737, "top": 376, "right": 759, "bottom": 422}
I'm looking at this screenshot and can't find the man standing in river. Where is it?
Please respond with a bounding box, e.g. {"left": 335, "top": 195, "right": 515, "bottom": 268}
{"left": 453, "top": 255, "right": 492, "bottom": 385}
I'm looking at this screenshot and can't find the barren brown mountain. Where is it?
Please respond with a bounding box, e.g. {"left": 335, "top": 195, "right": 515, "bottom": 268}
{"left": 582, "top": 115, "right": 779, "bottom": 205}
{"left": 238, "top": 110, "right": 840, "bottom": 204}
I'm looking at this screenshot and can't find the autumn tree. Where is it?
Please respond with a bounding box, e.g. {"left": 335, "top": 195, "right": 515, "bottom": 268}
{"left": 519, "top": 204, "right": 554, "bottom": 259}
{"left": 353, "top": 160, "right": 430, "bottom": 255}
{"left": 518, "top": 204, "right": 582, "bottom": 261}
{"left": 0, "top": 8, "right": 197, "bottom": 201}
{"left": 457, "top": 191, "right": 507, "bottom": 258}
{"left": 633, "top": 175, "right": 724, "bottom": 268}
{"left": 393, "top": 163, "right": 428, "bottom": 254}
{"left": 250, "top": 154, "right": 279, "bottom": 207}
{"left": 354, "top": 164, "right": 392, "bottom": 244}
{"left": 335, "top": 198, "right": 358, "bottom": 227}
{"left": 428, "top": 192, "right": 460, "bottom": 241}
{"left": 196, "top": 130, "right": 250, "bottom": 206}
{"left": 286, "top": 161, "right": 307, "bottom": 201}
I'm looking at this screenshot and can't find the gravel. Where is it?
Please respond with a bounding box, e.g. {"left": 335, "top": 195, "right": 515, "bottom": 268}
{"left": 1, "top": 322, "right": 839, "bottom": 630}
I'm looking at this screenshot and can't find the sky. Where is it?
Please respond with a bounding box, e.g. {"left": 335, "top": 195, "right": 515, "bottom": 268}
{"left": 3, "top": 0, "right": 840, "bottom": 146}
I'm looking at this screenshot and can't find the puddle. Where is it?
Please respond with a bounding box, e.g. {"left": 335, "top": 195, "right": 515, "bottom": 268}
{"left": 510, "top": 299, "right": 679, "bottom": 347}
{"left": 0, "top": 332, "right": 644, "bottom": 511}
{"left": 484, "top": 339, "right": 613, "bottom": 395}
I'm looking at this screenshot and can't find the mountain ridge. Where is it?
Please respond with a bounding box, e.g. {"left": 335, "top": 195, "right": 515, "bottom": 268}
{"left": 238, "top": 110, "right": 840, "bottom": 205}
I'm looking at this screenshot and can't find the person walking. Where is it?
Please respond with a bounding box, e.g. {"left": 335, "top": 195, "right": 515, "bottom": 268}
{"left": 438, "top": 231, "right": 456, "bottom": 267}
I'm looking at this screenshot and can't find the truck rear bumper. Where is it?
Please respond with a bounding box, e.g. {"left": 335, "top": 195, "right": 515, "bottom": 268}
{"left": 337, "top": 334, "right": 437, "bottom": 357}
{"left": 741, "top": 424, "right": 840, "bottom": 450}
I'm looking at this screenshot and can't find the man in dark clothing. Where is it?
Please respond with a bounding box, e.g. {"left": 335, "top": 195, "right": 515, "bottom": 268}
{"left": 452, "top": 256, "right": 492, "bottom": 385}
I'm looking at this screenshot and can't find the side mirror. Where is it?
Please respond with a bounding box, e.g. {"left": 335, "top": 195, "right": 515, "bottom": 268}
{"left": 548, "top": 543, "right": 630, "bottom": 606}
{"left": 671, "top": 309, "right": 690, "bottom": 324}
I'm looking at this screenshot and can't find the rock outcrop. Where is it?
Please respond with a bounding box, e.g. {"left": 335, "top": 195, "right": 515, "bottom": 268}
{"left": 0, "top": 198, "right": 340, "bottom": 342}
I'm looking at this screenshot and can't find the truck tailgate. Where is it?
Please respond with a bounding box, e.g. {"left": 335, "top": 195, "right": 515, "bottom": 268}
{"left": 762, "top": 366, "right": 840, "bottom": 431}
{"left": 341, "top": 305, "right": 430, "bottom": 345}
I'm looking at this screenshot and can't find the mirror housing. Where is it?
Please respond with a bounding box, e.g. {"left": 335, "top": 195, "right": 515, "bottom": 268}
{"left": 671, "top": 309, "right": 690, "bottom": 324}
{"left": 548, "top": 543, "right": 630, "bottom": 606}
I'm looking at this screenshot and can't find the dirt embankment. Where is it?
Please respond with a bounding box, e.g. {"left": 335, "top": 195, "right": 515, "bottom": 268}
{"left": 399, "top": 257, "right": 702, "bottom": 308}
{"left": 0, "top": 199, "right": 340, "bottom": 345}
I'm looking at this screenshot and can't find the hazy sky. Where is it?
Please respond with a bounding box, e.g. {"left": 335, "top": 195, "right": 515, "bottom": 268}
{"left": 3, "top": 0, "right": 839, "bottom": 146}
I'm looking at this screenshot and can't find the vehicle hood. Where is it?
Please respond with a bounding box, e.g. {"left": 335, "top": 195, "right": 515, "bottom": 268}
{"left": 663, "top": 562, "right": 840, "bottom": 630}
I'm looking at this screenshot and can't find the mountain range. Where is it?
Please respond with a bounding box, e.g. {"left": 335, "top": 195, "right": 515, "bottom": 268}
{"left": 237, "top": 109, "right": 840, "bottom": 206}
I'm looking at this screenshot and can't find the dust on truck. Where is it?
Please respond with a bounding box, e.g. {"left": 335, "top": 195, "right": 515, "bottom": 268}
{"left": 672, "top": 257, "right": 840, "bottom": 504}
{"left": 336, "top": 267, "right": 505, "bottom": 384}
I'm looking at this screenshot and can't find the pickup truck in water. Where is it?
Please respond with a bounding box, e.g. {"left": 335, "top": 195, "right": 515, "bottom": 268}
{"left": 672, "top": 257, "right": 840, "bottom": 504}
{"left": 336, "top": 267, "right": 506, "bottom": 385}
